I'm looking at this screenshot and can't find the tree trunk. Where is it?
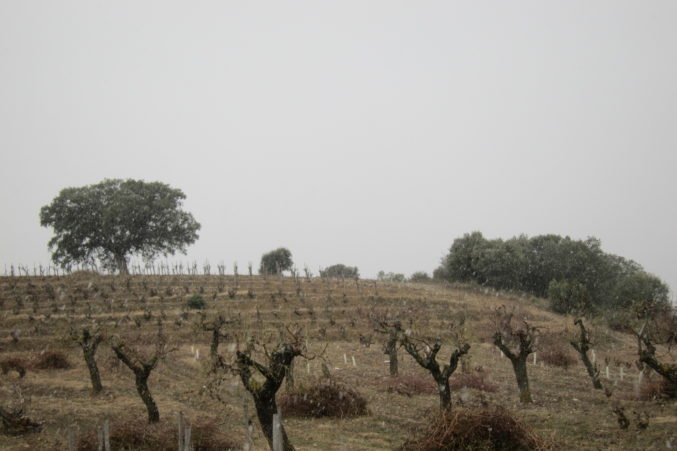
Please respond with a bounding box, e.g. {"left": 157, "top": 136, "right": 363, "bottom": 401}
{"left": 286, "top": 360, "right": 295, "bottom": 390}
{"left": 386, "top": 339, "right": 398, "bottom": 377}
{"left": 579, "top": 348, "right": 603, "bottom": 390}
{"left": 434, "top": 375, "right": 451, "bottom": 410}
{"left": 115, "top": 254, "right": 129, "bottom": 275}
{"left": 511, "top": 358, "right": 532, "bottom": 403}
{"left": 83, "top": 350, "right": 103, "bottom": 394}
{"left": 571, "top": 319, "right": 604, "bottom": 391}
{"left": 135, "top": 371, "right": 160, "bottom": 423}
{"left": 210, "top": 329, "right": 220, "bottom": 361}
{"left": 237, "top": 344, "right": 299, "bottom": 451}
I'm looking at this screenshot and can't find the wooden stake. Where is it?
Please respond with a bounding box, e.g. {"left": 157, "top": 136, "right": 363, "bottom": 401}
{"left": 243, "top": 401, "right": 253, "bottom": 451}
{"left": 184, "top": 426, "right": 192, "bottom": 451}
{"left": 68, "top": 426, "right": 76, "bottom": 451}
{"left": 272, "top": 409, "right": 283, "bottom": 451}
{"left": 178, "top": 411, "right": 184, "bottom": 451}
{"left": 103, "top": 419, "right": 110, "bottom": 451}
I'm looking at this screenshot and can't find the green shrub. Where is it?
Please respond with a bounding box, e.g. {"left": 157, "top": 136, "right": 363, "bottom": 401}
{"left": 547, "top": 279, "right": 591, "bottom": 314}
{"left": 409, "top": 272, "right": 431, "bottom": 283}
{"left": 377, "top": 271, "right": 405, "bottom": 282}
{"left": 186, "top": 294, "right": 206, "bottom": 310}
{"left": 320, "top": 264, "right": 359, "bottom": 279}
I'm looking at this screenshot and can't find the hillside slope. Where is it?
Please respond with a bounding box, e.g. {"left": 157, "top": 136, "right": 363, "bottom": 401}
{"left": 0, "top": 274, "right": 674, "bottom": 450}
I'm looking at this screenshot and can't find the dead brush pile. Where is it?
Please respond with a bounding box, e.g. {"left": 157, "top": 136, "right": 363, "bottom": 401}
{"left": 385, "top": 373, "right": 437, "bottom": 396}
{"left": 450, "top": 368, "right": 498, "bottom": 393}
{"left": 31, "top": 351, "right": 72, "bottom": 370}
{"left": 402, "top": 406, "right": 550, "bottom": 451}
{"left": 280, "top": 380, "right": 368, "bottom": 418}
{"left": 539, "top": 345, "right": 576, "bottom": 369}
{"left": 638, "top": 376, "right": 676, "bottom": 400}
{"left": 76, "top": 415, "right": 238, "bottom": 450}
{"left": 0, "top": 357, "right": 27, "bottom": 378}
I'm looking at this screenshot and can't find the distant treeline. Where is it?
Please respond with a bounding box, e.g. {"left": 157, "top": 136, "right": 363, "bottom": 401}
{"left": 434, "top": 232, "right": 670, "bottom": 313}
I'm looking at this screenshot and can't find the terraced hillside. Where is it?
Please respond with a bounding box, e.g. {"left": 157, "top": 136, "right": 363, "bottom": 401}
{"left": 0, "top": 273, "right": 674, "bottom": 449}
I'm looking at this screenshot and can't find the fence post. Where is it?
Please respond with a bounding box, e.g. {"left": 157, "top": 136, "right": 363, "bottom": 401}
{"left": 183, "top": 426, "right": 192, "bottom": 451}
{"left": 97, "top": 424, "right": 103, "bottom": 451}
{"left": 68, "top": 426, "right": 76, "bottom": 451}
{"left": 103, "top": 418, "right": 110, "bottom": 451}
{"left": 272, "top": 408, "right": 283, "bottom": 451}
{"left": 178, "top": 411, "right": 184, "bottom": 451}
{"left": 243, "top": 401, "right": 253, "bottom": 451}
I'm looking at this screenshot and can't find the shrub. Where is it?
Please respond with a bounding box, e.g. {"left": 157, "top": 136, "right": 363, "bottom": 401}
{"left": 377, "top": 271, "right": 405, "bottom": 282}
{"left": 605, "top": 310, "right": 635, "bottom": 334}
{"left": 320, "top": 264, "right": 359, "bottom": 279}
{"left": 409, "top": 272, "right": 431, "bottom": 283}
{"left": 76, "top": 415, "right": 238, "bottom": 450}
{"left": 32, "top": 351, "right": 72, "bottom": 370}
{"left": 539, "top": 346, "right": 576, "bottom": 370}
{"left": 547, "top": 279, "right": 591, "bottom": 314}
{"left": 450, "top": 368, "right": 498, "bottom": 393}
{"left": 279, "top": 381, "right": 368, "bottom": 418}
{"left": 385, "top": 374, "right": 437, "bottom": 396}
{"left": 401, "top": 405, "right": 550, "bottom": 451}
{"left": 186, "top": 294, "right": 206, "bottom": 310}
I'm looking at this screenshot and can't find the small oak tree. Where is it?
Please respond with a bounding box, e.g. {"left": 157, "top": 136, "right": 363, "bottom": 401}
{"left": 319, "top": 264, "right": 359, "bottom": 279}
{"left": 40, "top": 179, "right": 200, "bottom": 274}
{"left": 259, "top": 248, "right": 293, "bottom": 276}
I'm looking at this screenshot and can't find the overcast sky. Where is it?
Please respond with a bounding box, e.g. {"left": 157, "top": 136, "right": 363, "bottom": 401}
{"left": 1, "top": 1, "right": 675, "bottom": 296}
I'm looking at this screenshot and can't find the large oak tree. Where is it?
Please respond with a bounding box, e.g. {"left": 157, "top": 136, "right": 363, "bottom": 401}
{"left": 40, "top": 179, "right": 200, "bottom": 274}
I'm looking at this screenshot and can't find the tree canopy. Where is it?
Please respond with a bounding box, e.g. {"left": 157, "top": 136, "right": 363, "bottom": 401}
{"left": 259, "top": 248, "right": 293, "bottom": 275}
{"left": 320, "top": 264, "right": 360, "bottom": 279}
{"left": 436, "top": 232, "right": 669, "bottom": 312}
{"left": 40, "top": 179, "right": 200, "bottom": 274}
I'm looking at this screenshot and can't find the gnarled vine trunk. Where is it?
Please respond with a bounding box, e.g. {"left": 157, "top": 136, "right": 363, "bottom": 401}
{"left": 570, "top": 319, "right": 604, "bottom": 391}
{"left": 237, "top": 343, "right": 301, "bottom": 451}
{"left": 402, "top": 339, "right": 470, "bottom": 410}
{"left": 112, "top": 343, "right": 161, "bottom": 423}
